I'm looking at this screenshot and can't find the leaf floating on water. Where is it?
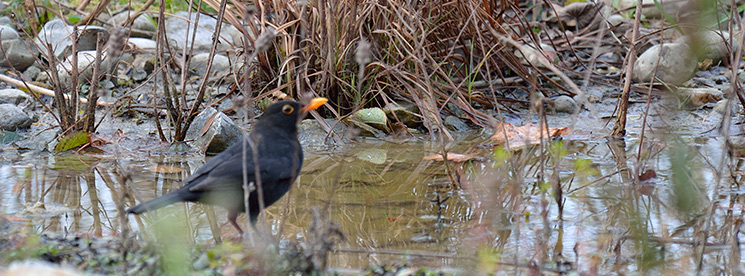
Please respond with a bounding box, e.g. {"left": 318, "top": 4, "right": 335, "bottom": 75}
{"left": 54, "top": 131, "right": 90, "bottom": 152}
{"left": 147, "top": 165, "right": 183, "bottom": 174}
{"left": 423, "top": 153, "right": 478, "bottom": 162}
{"left": 490, "top": 122, "right": 568, "bottom": 149}
{"left": 639, "top": 169, "right": 657, "bottom": 181}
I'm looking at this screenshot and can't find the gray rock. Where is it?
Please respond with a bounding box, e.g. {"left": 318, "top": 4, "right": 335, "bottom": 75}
{"left": 2, "top": 260, "right": 84, "bottom": 276}
{"left": 33, "top": 19, "right": 69, "bottom": 58}
{"left": 22, "top": 64, "right": 41, "bottom": 80}
{"left": 34, "top": 19, "right": 108, "bottom": 59}
{"left": 0, "top": 16, "right": 12, "bottom": 27}
{"left": 96, "top": 12, "right": 111, "bottom": 24}
{"left": 57, "top": 50, "right": 120, "bottom": 88}
{"left": 132, "top": 52, "right": 155, "bottom": 75}
{"left": 514, "top": 43, "right": 555, "bottom": 67}
{"left": 108, "top": 11, "right": 156, "bottom": 38}
{"left": 223, "top": 24, "right": 247, "bottom": 49}
{"left": 634, "top": 43, "right": 696, "bottom": 85}
{"left": 57, "top": 51, "right": 103, "bottom": 82}
{"left": 127, "top": 37, "right": 157, "bottom": 52}
{"left": 35, "top": 69, "right": 50, "bottom": 83}
{"left": 572, "top": 93, "right": 600, "bottom": 109}
{"left": 606, "top": 14, "right": 631, "bottom": 33}
{"left": 298, "top": 119, "right": 336, "bottom": 150}
{"left": 713, "top": 99, "right": 740, "bottom": 115}
{"left": 0, "top": 89, "right": 32, "bottom": 104}
{"left": 385, "top": 102, "right": 421, "bottom": 127}
{"left": 0, "top": 103, "right": 31, "bottom": 130}
{"left": 103, "top": 80, "right": 115, "bottom": 90}
{"left": 606, "top": 14, "right": 627, "bottom": 27}
{"left": 186, "top": 107, "right": 243, "bottom": 154}
{"left": 349, "top": 119, "right": 385, "bottom": 138}
{"left": 0, "top": 38, "right": 38, "bottom": 71}
{"left": 0, "top": 25, "right": 18, "bottom": 40}
{"left": 553, "top": 95, "right": 579, "bottom": 113}
{"left": 677, "top": 30, "right": 737, "bottom": 62}
{"left": 13, "top": 128, "right": 58, "bottom": 151}
{"left": 227, "top": 51, "right": 246, "bottom": 76}
{"left": 120, "top": 52, "right": 135, "bottom": 66}
{"left": 132, "top": 68, "right": 148, "bottom": 82}
{"left": 723, "top": 69, "right": 745, "bottom": 83}
{"left": 444, "top": 115, "right": 469, "bottom": 132}
{"left": 165, "top": 11, "right": 235, "bottom": 53}
{"left": 193, "top": 253, "right": 209, "bottom": 270}
{"left": 189, "top": 53, "right": 230, "bottom": 79}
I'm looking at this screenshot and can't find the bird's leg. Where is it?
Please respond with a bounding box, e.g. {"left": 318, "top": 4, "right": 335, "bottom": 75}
{"left": 228, "top": 210, "right": 244, "bottom": 235}
{"left": 249, "top": 219, "right": 261, "bottom": 236}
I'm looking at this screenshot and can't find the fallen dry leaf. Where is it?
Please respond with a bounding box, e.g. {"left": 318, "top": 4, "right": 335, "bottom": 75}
{"left": 423, "top": 153, "right": 478, "bottom": 162}
{"left": 639, "top": 169, "right": 657, "bottom": 181}
{"left": 491, "top": 122, "right": 569, "bottom": 149}
{"left": 547, "top": 2, "right": 604, "bottom": 29}
{"left": 201, "top": 111, "right": 219, "bottom": 137}
{"left": 676, "top": 87, "right": 722, "bottom": 107}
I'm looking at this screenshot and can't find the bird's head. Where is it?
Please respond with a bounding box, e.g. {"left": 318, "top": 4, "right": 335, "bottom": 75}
{"left": 257, "top": 97, "right": 328, "bottom": 131}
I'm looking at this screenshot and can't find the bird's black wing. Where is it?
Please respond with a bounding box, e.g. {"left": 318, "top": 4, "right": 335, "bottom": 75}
{"left": 186, "top": 144, "right": 257, "bottom": 193}
{"left": 181, "top": 140, "right": 247, "bottom": 187}
{"left": 185, "top": 146, "right": 300, "bottom": 193}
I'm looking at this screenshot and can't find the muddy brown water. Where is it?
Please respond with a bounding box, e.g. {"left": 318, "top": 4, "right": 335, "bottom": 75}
{"left": 1, "top": 106, "right": 744, "bottom": 274}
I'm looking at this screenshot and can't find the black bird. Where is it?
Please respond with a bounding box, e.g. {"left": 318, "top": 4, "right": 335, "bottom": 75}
{"left": 127, "top": 97, "right": 328, "bottom": 234}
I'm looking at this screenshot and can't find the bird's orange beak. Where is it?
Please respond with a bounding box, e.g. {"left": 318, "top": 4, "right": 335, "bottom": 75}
{"left": 302, "top": 97, "right": 328, "bottom": 112}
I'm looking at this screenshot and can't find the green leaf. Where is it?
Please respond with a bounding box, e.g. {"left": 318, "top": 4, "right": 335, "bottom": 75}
{"left": 574, "top": 157, "right": 600, "bottom": 177}
{"left": 538, "top": 181, "right": 551, "bottom": 193}
{"left": 67, "top": 14, "right": 81, "bottom": 24}
{"left": 54, "top": 131, "right": 89, "bottom": 152}
{"left": 549, "top": 140, "right": 569, "bottom": 157}
{"left": 354, "top": 107, "right": 388, "bottom": 131}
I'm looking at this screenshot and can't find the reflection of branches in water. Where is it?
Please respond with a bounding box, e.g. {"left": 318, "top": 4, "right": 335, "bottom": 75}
{"left": 286, "top": 144, "right": 473, "bottom": 267}
{"left": 84, "top": 171, "right": 102, "bottom": 236}
{"left": 425, "top": 190, "right": 453, "bottom": 232}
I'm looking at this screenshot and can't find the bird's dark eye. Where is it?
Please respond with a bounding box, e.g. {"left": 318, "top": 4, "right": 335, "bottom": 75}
{"left": 282, "top": 104, "right": 294, "bottom": 114}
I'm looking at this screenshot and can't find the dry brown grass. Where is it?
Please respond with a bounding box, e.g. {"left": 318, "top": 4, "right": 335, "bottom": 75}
{"left": 205, "top": 0, "right": 542, "bottom": 138}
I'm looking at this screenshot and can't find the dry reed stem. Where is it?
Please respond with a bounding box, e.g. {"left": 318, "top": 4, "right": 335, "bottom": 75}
{"left": 0, "top": 73, "right": 112, "bottom": 106}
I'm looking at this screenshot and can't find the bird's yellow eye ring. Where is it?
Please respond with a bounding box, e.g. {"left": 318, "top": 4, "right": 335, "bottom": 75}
{"left": 282, "top": 104, "right": 294, "bottom": 114}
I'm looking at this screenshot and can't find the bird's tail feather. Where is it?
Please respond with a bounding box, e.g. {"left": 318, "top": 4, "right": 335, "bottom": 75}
{"left": 127, "top": 192, "right": 183, "bottom": 214}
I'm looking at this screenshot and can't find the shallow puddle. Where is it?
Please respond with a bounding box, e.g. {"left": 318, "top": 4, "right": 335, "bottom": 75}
{"left": 1, "top": 115, "right": 744, "bottom": 273}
